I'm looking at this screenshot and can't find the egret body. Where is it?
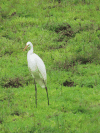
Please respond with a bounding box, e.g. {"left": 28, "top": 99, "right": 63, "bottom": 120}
{"left": 23, "top": 42, "right": 49, "bottom": 107}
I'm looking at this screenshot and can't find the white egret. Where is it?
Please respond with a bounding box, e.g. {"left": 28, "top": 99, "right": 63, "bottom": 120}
{"left": 23, "top": 42, "right": 49, "bottom": 107}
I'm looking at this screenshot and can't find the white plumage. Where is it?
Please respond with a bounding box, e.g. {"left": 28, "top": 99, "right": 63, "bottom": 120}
{"left": 23, "top": 42, "right": 49, "bottom": 107}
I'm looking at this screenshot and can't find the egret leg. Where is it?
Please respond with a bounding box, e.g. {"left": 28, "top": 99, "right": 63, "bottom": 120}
{"left": 45, "top": 86, "right": 49, "bottom": 105}
{"left": 43, "top": 80, "right": 49, "bottom": 105}
{"left": 34, "top": 79, "right": 37, "bottom": 108}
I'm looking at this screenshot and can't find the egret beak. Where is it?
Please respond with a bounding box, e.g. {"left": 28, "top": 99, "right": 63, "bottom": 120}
{"left": 23, "top": 45, "right": 28, "bottom": 51}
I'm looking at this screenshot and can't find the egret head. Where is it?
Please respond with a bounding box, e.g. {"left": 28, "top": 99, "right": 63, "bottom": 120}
{"left": 23, "top": 42, "right": 33, "bottom": 51}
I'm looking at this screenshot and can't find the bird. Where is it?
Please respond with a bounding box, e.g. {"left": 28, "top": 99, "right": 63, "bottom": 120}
{"left": 23, "top": 41, "right": 49, "bottom": 107}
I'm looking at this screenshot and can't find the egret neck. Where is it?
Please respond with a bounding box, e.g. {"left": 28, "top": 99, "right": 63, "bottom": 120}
{"left": 28, "top": 44, "right": 34, "bottom": 55}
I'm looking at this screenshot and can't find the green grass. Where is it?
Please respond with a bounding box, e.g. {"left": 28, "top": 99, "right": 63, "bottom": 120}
{"left": 0, "top": 0, "right": 100, "bottom": 132}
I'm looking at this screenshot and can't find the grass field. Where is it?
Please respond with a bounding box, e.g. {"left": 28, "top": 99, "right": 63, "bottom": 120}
{"left": 0, "top": 0, "right": 100, "bottom": 132}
